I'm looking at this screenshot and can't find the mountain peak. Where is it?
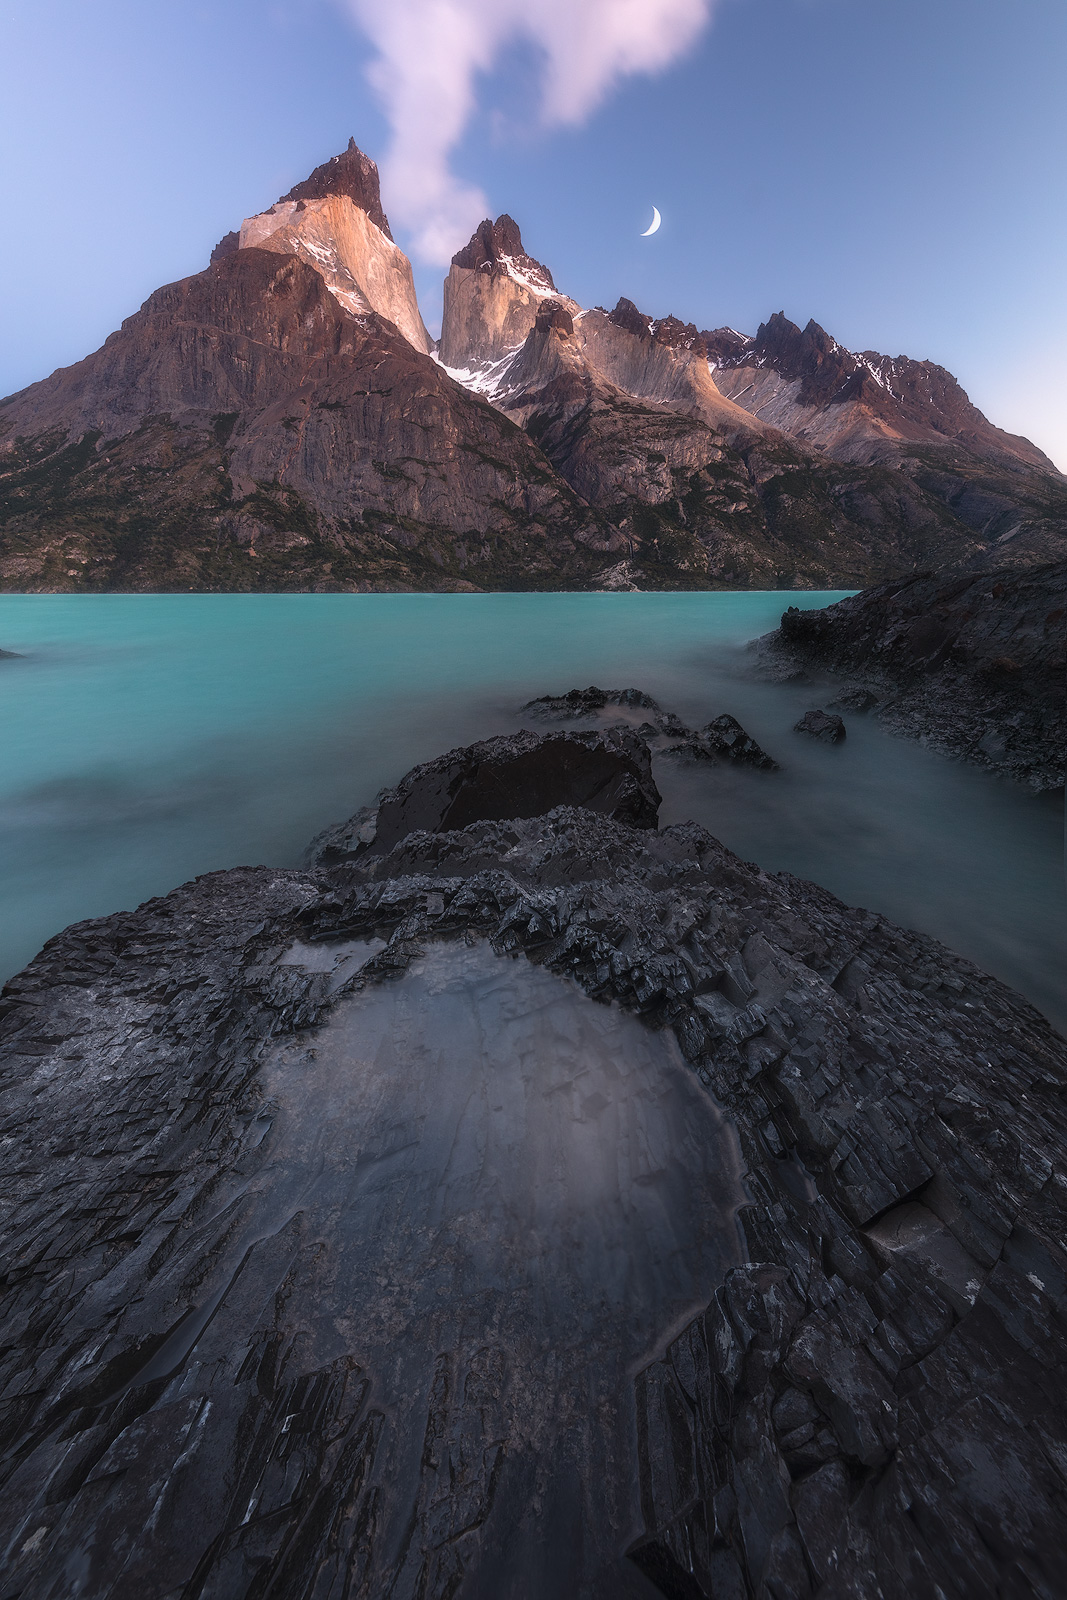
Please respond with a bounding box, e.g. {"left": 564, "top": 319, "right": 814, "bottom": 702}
{"left": 278, "top": 140, "right": 393, "bottom": 240}
{"left": 452, "top": 216, "right": 556, "bottom": 294}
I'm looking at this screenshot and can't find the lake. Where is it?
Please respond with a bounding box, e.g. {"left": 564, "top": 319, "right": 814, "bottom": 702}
{"left": 0, "top": 591, "right": 1062, "bottom": 1032}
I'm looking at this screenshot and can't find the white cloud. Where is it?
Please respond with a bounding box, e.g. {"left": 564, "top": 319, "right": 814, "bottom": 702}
{"left": 344, "top": 0, "right": 716, "bottom": 263}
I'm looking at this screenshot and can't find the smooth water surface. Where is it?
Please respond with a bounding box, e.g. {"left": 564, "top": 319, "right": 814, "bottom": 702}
{"left": 0, "top": 592, "right": 1063, "bottom": 1029}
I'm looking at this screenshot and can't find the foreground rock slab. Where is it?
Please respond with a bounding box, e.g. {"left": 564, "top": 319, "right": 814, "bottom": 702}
{"left": 0, "top": 762, "right": 1065, "bottom": 1595}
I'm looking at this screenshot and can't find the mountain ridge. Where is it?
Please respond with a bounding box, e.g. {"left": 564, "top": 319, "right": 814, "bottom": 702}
{"left": 2, "top": 141, "right": 1063, "bottom": 592}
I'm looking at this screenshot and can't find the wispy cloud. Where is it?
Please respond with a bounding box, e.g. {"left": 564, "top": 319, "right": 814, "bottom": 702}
{"left": 344, "top": 0, "right": 716, "bottom": 262}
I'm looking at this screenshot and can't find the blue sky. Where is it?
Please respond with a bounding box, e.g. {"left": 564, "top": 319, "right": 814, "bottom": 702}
{"left": 3, "top": 0, "right": 1065, "bottom": 466}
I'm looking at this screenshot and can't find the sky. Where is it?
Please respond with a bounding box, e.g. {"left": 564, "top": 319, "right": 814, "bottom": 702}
{"left": 2, "top": 0, "right": 1066, "bottom": 467}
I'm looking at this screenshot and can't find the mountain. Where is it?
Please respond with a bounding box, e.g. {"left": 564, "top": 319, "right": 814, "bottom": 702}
{"left": 705, "top": 313, "right": 1067, "bottom": 565}
{"left": 439, "top": 213, "right": 581, "bottom": 370}
{"left": 1, "top": 142, "right": 1063, "bottom": 592}
{"left": 0, "top": 248, "right": 617, "bottom": 592}
{"left": 214, "top": 136, "right": 432, "bottom": 355}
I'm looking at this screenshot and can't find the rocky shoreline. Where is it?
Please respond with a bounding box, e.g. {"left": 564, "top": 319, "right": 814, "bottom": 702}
{"left": 1, "top": 730, "right": 1065, "bottom": 1597}
{"left": 757, "top": 560, "right": 1066, "bottom": 791}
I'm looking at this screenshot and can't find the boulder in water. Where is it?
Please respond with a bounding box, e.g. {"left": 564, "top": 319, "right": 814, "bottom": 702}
{"left": 795, "top": 707, "right": 847, "bottom": 743}
{"left": 307, "top": 727, "right": 660, "bottom": 865}
{"left": 701, "top": 712, "right": 779, "bottom": 769}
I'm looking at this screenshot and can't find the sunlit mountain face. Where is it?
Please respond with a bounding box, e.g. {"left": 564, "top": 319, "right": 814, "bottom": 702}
{"left": 2, "top": 145, "right": 1064, "bottom": 595}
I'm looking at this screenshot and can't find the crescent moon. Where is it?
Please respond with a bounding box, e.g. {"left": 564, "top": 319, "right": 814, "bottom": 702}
{"left": 640, "top": 207, "right": 661, "bottom": 237}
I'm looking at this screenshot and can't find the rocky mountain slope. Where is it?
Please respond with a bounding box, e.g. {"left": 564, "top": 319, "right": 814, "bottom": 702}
{"left": 707, "top": 313, "right": 1067, "bottom": 566}
{"left": 757, "top": 559, "right": 1067, "bottom": 790}
{"left": 444, "top": 280, "right": 994, "bottom": 589}
{"left": 1, "top": 142, "right": 1063, "bottom": 592}
{"left": 0, "top": 248, "right": 628, "bottom": 592}
{"left": 1, "top": 730, "right": 1065, "bottom": 1597}
{"left": 216, "top": 138, "right": 432, "bottom": 356}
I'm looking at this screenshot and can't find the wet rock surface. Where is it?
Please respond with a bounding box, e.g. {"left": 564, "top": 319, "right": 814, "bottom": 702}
{"left": 760, "top": 561, "right": 1066, "bottom": 790}
{"left": 1, "top": 737, "right": 1066, "bottom": 1597}
{"left": 794, "top": 709, "right": 847, "bottom": 744}
{"left": 521, "top": 686, "right": 779, "bottom": 770}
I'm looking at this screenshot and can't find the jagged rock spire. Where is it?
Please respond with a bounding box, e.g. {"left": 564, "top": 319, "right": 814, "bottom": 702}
{"left": 279, "top": 139, "right": 393, "bottom": 240}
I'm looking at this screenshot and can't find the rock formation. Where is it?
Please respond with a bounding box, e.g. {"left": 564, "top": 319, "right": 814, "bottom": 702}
{"left": 760, "top": 560, "right": 1067, "bottom": 790}
{"left": 456, "top": 288, "right": 996, "bottom": 589}
{"left": 439, "top": 215, "right": 580, "bottom": 370}
{"left": 520, "top": 686, "right": 779, "bottom": 770}
{"left": 307, "top": 726, "right": 661, "bottom": 864}
{"left": 710, "top": 312, "right": 1056, "bottom": 473}
{"left": 211, "top": 141, "right": 432, "bottom": 354}
{"left": 238, "top": 196, "right": 432, "bottom": 354}
{"left": 794, "top": 709, "right": 847, "bottom": 744}
{"left": 1, "top": 731, "right": 1065, "bottom": 1597}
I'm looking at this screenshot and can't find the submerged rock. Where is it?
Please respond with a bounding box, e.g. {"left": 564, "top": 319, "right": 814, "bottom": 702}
{"left": 794, "top": 708, "right": 847, "bottom": 743}
{"left": 0, "top": 739, "right": 1065, "bottom": 1598}
{"left": 521, "top": 684, "right": 660, "bottom": 720}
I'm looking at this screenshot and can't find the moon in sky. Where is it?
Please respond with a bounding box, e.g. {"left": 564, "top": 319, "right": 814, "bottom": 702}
{"left": 640, "top": 207, "right": 662, "bottom": 236}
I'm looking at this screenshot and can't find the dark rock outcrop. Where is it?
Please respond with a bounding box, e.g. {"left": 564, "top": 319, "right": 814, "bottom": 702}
{"left": 521, "top": 685, "right": 660, "bottom": 721}
{"left": 278, "top": 136, "right": 394, "bottom": 239}
{"left": 0, "top": 765, "right": 1065, "bottom": 1596}
{"left": 308, "top": 728, "right": 661, "bottom": 864}
{"left": 794, "top": 708, "right": 847, "bottom": 743}
{"left": 764, "top": 561, "right": 1066, "bottom": 789}
{"left": 701, "top": 712, "right": 779, "bottom": 768}
{"left": 520, "top": 686, "right": 779, "bottom": 771}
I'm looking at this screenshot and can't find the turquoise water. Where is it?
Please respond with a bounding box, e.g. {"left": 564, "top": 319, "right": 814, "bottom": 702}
{"left": 0, "top": 592, "right": 1063, "bottom": 1031}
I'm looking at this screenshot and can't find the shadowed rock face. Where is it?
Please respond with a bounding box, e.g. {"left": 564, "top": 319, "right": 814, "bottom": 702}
{"left": 762, "top": 559, "right": 1067, "bottom": 789}
{"left": 369, "top": 727, "right": 662, "bottom": 844}
{"left": 0, "top": 786, "right": 1065, "bottom": 1598}
{"left": 311, "top": 728, "right": 662, "bottom": 865}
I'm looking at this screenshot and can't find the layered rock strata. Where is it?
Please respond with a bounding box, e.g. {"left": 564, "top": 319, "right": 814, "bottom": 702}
{"left": 760, "top": 560, "right": 1067, "bottom": 790}
{"left": 1, "top": 735, "right": 1065, "bottom": 1597}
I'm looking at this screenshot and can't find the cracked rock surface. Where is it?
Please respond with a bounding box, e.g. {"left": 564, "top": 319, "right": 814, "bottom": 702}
{"left": 1, "top": 736, "right": 1065, "bottom": 1598}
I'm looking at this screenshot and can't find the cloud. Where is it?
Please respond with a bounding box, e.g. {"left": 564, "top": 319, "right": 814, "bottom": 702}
{"left": 344, "top": 0, "right": 716, "bottom": 263}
